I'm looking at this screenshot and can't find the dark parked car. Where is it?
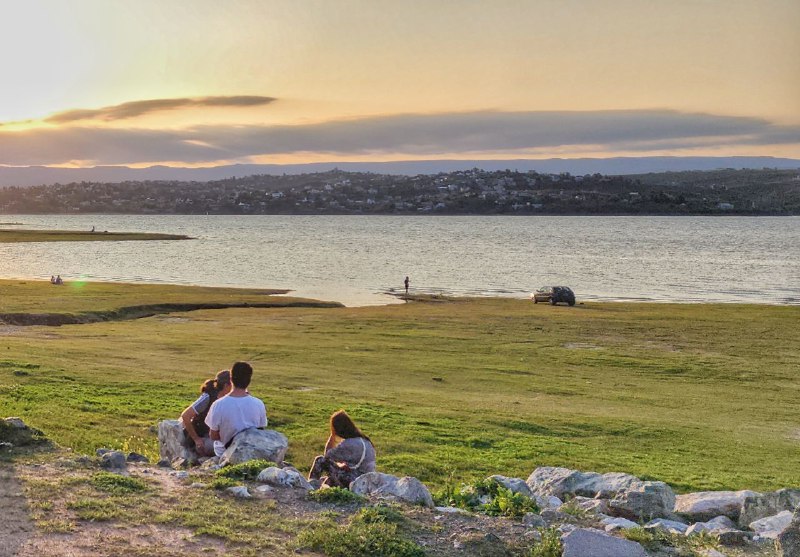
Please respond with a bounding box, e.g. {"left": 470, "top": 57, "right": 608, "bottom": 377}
{"left": 531, "top": 286, "right": 576, "bottom": 306}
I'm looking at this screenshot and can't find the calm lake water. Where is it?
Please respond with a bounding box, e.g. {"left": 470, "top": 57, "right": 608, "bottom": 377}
{"left": 0, "top": 215, "right": 797, "bottom": 306}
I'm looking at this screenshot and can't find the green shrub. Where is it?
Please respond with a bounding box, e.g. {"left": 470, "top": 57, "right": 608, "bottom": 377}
{"left": 558, "top": 500, "right": 588, "bottom": 519}
{"left": 297, "top": 520, "right": 425, "bottom": 557}
{"left": 530, "top": 527, "right": 562, "bottom": 557}
{"left": 90, "top": 472, "right": 147, "bottom": 494}
{"left": 434, "top": 477, "right": 538, "bottom": 517}
{"left": 353, "top": 504, "right": 406, "bottom": 525}
{"left": 215, "top": 459, "right": 272, "bottom": 481}
{"left": 208, "top": 476, "right": 242, "bottom": 490}
{"left": 308, "top": 487, "right": 365, "bottom": 505}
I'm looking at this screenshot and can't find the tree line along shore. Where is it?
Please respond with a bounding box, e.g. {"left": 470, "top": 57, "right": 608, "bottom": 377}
{"left": 0, "top": 167, "right": 798, "bottom": 215}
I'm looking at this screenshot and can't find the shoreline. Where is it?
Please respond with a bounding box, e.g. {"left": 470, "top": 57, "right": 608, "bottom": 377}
{"left": 0, "top": 276, "right": 798, "bottom": 309}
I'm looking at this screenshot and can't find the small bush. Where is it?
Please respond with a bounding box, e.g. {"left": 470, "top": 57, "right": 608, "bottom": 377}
{"left": 434, "top": 477, "right": 538, "bottom": 517}
{"left": 308, "top": 487, "right": 365, "bottom": 505}
{"left": 215, "top": 459, "right": 272, "bottom": 481}
{"left": 353, "top": 504, "right": 405, "bottom": 525}
{"left": 558, "top": 500, "right": 588, "bottom": 519}
{"left": 90, "top": 472, "right": 147, "bottom": 494}
{"left": 297, "top": 520, "right": 425, "bottom": 557}
{"left": 67, "top": 498, "right": 121, "bottom": 521}
{"left": 530, "top": 527, "right": 562, "bottom": 557}
{"left": 209, "top": 476, "right": 242, "bottom": 490}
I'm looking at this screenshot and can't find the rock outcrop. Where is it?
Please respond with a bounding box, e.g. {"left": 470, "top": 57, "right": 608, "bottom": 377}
{"left": 526, "top": 467, "right": 640, "bottom": 500}
{"left": 256, "top": 466, "right": 312, "bottom": 490}
{"left": 674, "top": 490, "right": 759, "bottom": 522}
{"left": 608, "top": 480, "right": 676, "bottom": 521}
{"left": 740, "top": 489, "right": 800, "bottom": 528}
{"left": 350, "top": 472, "right": 434, "bottom": 507}
{"left": 561, "top": 528, "right": 647, "bottom": 557}
{"left": 219, "top": 428, "right": 288, "bottom": 466}
{"left": 750, "top": 510, "right": 793, "bottom": 540}
{"left": 778, "top": 507, "right": 800, "bottom": 557}
{"left": 157, "top": 420, "right": 196, "bottom": 465}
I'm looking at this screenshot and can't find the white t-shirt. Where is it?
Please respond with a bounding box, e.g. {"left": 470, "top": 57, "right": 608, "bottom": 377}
{"left": 205, "top": 394, "right": 267, "bottom": 446}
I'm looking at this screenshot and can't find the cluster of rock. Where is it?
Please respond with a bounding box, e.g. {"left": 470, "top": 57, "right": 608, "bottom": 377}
{"left": 0, "top": 416, "right": 48, "bottom": 449}
{"left": 489, "top": 466, "right": 799, "bottom": 556}
{"left": 154, "top": 421, "right": 800, "bottom": 556}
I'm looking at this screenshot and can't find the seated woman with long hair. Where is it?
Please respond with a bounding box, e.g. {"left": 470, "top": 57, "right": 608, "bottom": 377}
{"left": 180, "top": 369, "right": 232, "bottom": 457}
{"left": 308, "top": 410, "right": 376, "bottom": 488}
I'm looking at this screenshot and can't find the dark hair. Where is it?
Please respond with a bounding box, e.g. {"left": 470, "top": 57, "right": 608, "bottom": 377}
{"left": 199, "top": 369, "right": 230, "bottom": 396}
{"left": 231, "top": 361, "right": 253, "bottom": 389}
{"left": 330, "top": 410, "right": 370, "bottom": 442}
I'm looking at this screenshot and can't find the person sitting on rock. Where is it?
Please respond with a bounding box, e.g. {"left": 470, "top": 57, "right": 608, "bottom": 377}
{"left": 308, "top": 410, "right": 376, "bottom": 488}
{"left": 180, "top": 369, "right": 232, "bottom": 457}
{"left": 205, "top": 361, "right": 267, "bottom": 457}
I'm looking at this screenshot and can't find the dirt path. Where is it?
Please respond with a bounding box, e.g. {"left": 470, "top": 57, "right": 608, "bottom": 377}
{"left": 0, "top": 464, "right": 34, "bottom": 557}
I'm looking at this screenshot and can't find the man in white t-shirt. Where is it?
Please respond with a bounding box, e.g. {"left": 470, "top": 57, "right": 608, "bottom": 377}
{"left": 205, "top": 361, "right": 267, "bottom": 451}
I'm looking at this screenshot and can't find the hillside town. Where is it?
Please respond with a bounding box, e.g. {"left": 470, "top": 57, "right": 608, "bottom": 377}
{"left": 0, "top": 168, "right": 797, "bottom": 215}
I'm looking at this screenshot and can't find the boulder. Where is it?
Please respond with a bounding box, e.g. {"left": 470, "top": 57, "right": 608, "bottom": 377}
{"left": 219, "top": 428, "right": 288, "bottom": 466}
{"left": 526, "top": 467, "right": 640, "bottom": 500}
{"left": 534, "top": 494, "right": 563, "bottom": 509}
{"left": 572, "top": 496, "right": 610, "bottom": 514}
{"left": 99, "top": 450, "right": 127, "bottom": 471}
{"left": 600, "top": 517, "right": 639, "bottom": 533}
{"left": 256, "top": 466, "right": 312, "bottom": 490}
{"left": 127, "top": 452, "right": 150, "bottom": 464}
{"left": 350, "top": 472, "right": 434, "bottom": 507}
{"left": 715, "top": 529, "right": 750, "bottom": 547}
{"left": 226, "top": 486, "right": 251, "bottom": 498}
{"left": 674, "top": 490, "right": 759, "bottom": 522}
{"left": 609, "top": 480, "right": 676, "bottom": 521}
{"left": 488, "top": 475, "right": 533, "bottom": 498}
{"left": 523, "top": 513, "right": 546, "bottom": 528}
{"left": 643, "top": 518, "right": 689, "bottom": 535}
{"left": 750, "top": 510, "right": 793, "bottom": 540}
{"left": 157, "top": 420, "right": 195, "bottom": 464}
{"left": 561, "top": 528, "right": 647, "bottom": 557}
{"left": 685, "top": 515, "right": 737, "bottom": 536}
{"left": 740, "top": 489, "right": 800, "bottom": 527}
{"left": 778, "top": 507, "right": 800, "bottom": 557}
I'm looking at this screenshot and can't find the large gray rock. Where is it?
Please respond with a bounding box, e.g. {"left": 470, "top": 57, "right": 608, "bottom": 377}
{"left": 740, "top": 489, "right": 800, "bottom": 528}
{"left": 350, "top": 472, "right": 434, "bottom": 507}
{"left": 600, "top": 516, "right": 638, "bottom": 533}
{"left": 526, "top": 467, "right": 640, "bottom": 500}
{"left": 220, "top": 428, "right": 288, "bottom": 466}
{"left": 99, "top": 450, "right": 127, "bottom": 471}
{"left": 778, "top": 508, "right": 800, "bottom": 557}
{"left": 644, "top": 518, "right": 689, "bottom": 535}
{"left": 488, "top": 475, "right": 533, "bottom": 497}
{"left": 561, "top": 528, "right": 647, "bottom": 557}
{"left": 256, "top": 466, "right": 312, "bottom": 490}
{"left": 685, "top": 515, "right": 738, "bottom": 536}
{"left": 609, "top": 480, "right": 676, "bottom": 521}
{"left": 750, "top": 510, "right": 793, "bottom": 540}
{"left": 157, "top": 419, "right": 195, "bottom": 464}
{"left": 674, "top": 490, "right": 759, "bottom": 522}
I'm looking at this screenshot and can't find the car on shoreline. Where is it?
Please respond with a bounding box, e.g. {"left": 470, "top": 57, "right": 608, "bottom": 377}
{"left": 531, "top": 286, "right": 576, "bottom": 306}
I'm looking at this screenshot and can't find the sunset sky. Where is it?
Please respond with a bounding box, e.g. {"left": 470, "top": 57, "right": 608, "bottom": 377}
{"left": 1, "top": 0, "right": 798, "bottom": 168}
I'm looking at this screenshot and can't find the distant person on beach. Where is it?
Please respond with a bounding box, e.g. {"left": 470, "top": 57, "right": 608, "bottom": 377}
{"left": 181, "top": 369, "right": 232, "bottom": 457}
{"left": 91, "top": 225, "right": 95, "bottom": 233}
{"left": 205, "top": 361, "right": 267, "bottom": 457}
{"left": 404, "top": 276, "right": 410, "bottom": 297}
{"left": 54, "top": 275, "right": 63, "bottom": 285}
{"left": 308, "top": 410, "right": 376, "bottom": 488}
{"left": 50, "top": 276, "right": 56, "bottom": 284}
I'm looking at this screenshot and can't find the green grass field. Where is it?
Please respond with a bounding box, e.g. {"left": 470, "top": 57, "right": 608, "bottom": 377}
{"left": 1, "top": 280, "right": 798, "bottom": 493}
{"left": 0, "top": 229, "right": 191, "bottom": 242}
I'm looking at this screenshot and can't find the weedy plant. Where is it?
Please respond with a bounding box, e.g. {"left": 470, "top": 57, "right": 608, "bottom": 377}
{"left": 90, "top": 472, "right": 147, "bottom": 494}
{"left": 434, "top": 477, "right": 539, "bottom": 517}
{"left": 308, "top": 486, "right": 366, "bottom": 505}
{"left": 215, "top": 459, "right": 273, "bottom": 481}
{"left": 530, "top": 527, "right": 562, "bottom": 557}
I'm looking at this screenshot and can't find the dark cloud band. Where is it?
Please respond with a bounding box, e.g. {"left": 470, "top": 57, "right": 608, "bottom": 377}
{"left": 0, "top": 109, "right": 797, "bottom": 166}
{"left": 44, "top": 95, "right": 276, "bottom": 123}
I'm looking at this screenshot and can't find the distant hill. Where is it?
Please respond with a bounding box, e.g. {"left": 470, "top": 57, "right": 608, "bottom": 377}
{"left": 1, "top": 156, "right": 799, "bottom": 187}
